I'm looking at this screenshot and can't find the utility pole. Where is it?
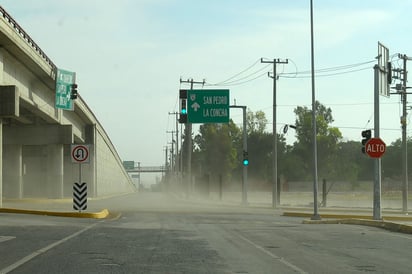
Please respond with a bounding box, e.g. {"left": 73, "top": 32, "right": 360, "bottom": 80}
{"left": 179, "top": 78, "right": 205, "bottom": 198}
{"left": 398, "top": 54, "right": 411, "bottom": 213}
{"left": 167, "top": 130, "right": 176, "bottom": 174}
{"left": 164, "top": 146, "right": 168, "bottom": 186}
{"left": 168, "top": 112, "right": 179, "bottom": 175}
{"left": 261, "top": 58, "right": 288, "bottom": 208}
{"left": 390, "top": 54, "right": 411, "bottom": 214}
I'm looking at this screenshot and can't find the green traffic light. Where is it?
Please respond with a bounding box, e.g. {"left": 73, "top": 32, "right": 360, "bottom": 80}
{"left": 181, "top": 108, "right": 187, "bottom": 114}
{"left": 243, "top": 159, "right": 249, "bottom": 166}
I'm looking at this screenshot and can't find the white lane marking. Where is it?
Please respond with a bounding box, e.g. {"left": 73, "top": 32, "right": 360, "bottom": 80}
{"left": 0, "top": 222, "right": 101, "bottom": 274}
{"left": 234, "top": 231, "right": 308, "bottom": 274}
{"left": 0, "top": 236, "right": 16, "bottom": 243}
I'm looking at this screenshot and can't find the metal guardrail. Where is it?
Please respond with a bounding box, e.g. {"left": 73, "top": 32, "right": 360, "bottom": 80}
{"left": 0, "top": 6, "right": 57, "bottom": 72}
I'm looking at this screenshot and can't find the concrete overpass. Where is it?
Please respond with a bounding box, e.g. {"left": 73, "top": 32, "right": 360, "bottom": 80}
{"left": 0, "top": 6, "right": 135, "bottom": 203}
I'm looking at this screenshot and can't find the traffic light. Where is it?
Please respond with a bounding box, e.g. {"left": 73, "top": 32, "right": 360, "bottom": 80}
{"left": 179, "top": 89, "right": 188, "bottom": 124}
{"left": 179, "top": 99, "right": 187, "bottom": 123}
{"left": 181, "top": 99, "right": 187, "bottom": 115}
{"left": 361, "top": 129, "right": 371, "bottom": 154}
{"left": 179, "top": 89, "right": 187, "bottom": 99}
{"left": 242, "top": 150, "right": 249, "bottom": 166}
{"left": 387, "top": 62, "right": 392, "bottom": 84}
{"left": 70, "top": 83, "right": 78, "bottom": 99}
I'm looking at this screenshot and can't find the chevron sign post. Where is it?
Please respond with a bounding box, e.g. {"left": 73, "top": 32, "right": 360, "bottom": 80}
{"left": 73, "top": 182, "right": 87, "bottom": 211}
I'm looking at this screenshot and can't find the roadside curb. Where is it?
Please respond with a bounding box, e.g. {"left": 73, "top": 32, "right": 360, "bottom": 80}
{"left": 0, "top": 208, "right": 110, "bottom": 219}
{"left": 283, "top": 212, "right": 412, "bottom": 234}
{"left": 283, "top": 211, "right": 412, "bottom": 221}
{"left": 302, "top": 218, "right": 412, "bottom": 234}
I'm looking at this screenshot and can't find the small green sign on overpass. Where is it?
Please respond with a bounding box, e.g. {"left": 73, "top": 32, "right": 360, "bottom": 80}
{"left": 55, "top": 68, "right": 75, "bottom": 110}
{"left": 123, "top": 161, "right": 135, "bottom": 170}
{"left": 187, "top": 89, "right": 229, "bottom": 123}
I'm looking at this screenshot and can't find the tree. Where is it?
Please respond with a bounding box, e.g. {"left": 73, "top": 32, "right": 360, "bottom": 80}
{"left": 247, "top": 109, "right": 268, "bottom": 135}
{"left": 193, "top": 121, "right": 239, "bottom": 182}
{"left": 292, "top": 101, "right": 343, "bottom": 180}
{"left": 247, "top": 131, "right": 272, "bottom": 184}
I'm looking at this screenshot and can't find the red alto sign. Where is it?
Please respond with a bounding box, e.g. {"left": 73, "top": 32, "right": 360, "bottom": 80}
{"left": 365, "top": 138, "right": 386, "bottom": 158}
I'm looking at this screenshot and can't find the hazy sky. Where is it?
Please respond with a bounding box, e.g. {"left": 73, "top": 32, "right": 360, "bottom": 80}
{"left": 1, "top": 0, "right": 412, "bottom": 169}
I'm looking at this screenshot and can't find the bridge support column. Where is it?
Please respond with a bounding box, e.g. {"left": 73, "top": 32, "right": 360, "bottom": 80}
{"left": 86, "top": 125, "right": 97, "bottom": 197}
{"left": 0, "top": 118, "right": 2, "bottom": 207}
{"left": 46, "top": 144, "right": 64, "bottom": 198}
{"left": 3, "top": 144, "right": 23, "bottom": 198}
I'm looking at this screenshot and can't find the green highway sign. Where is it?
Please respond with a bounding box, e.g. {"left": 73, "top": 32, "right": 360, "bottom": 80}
{"left": 123, "top": 161, "right": 135, "bottom": 170}
{"left": 188, "top": 89, "right": 229, "bottom": 123}
{"left": 55, "top": 68, "right": 75, "bottom": 110}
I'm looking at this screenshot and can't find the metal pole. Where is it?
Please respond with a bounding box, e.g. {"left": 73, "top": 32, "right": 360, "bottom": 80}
{"left": 219, "top": 174, "right": 223, "bottom": 201}
{"left": 180, "top": 123, "right": 183, "bottom": 184}
{"left": 78, "top": 163, "right": 82, "bottom": 189}
{"left": 164, "top": 146, "right": 168, "bottom": 185}
{"left": 373, "top": 65, "right": 382, "bottom": 220}
{"left": 175, "top": 114, "right": 179, "bottom": 175}
{"left": 186, "top": 81, "right": 193, "bottom": 198}
{"left": 242, "top": 106, "right": 248, "bottom": 206}
{"left": 138, "top": 162, "right": 141, "bottom": 188}
{"left": 230, "top": 105, "right": 248, "bottom": 205}
{"left": 310, "top": 0, "right": 321, "bottom": 220}
{"left": 180, "top": 78, "right": 205, "bottom": 198}
{"left": 272, "top": 62, "right": 278, "bottom": 208}
{"left": 401, "top": 55, "right": 408, "bottom": 213}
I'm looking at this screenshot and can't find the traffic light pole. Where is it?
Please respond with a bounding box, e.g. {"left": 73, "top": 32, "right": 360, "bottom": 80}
{"left": 230, "top": 105, "right": 248, "bottom": 206}
{"left": 179, "top": 78, "right": 205, "bottom": 198}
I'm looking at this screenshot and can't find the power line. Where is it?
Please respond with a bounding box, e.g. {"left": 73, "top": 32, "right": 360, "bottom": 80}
{"left": 280, "top": 66, "right": 371, "bottom": 79}
{"left": 206, "top": 59, "right": 377, "bottom": 87}
{"left": 213, "top": 59, "right": 261, "bottom": 85}
{"left": 279, "top": 60, "right": 375, "bottom": 78}
{"left": 206, "top": 64, "right": 271, "bottom": 86}
{"left": 206, "top": 70, "right": 269, "bottom": 87}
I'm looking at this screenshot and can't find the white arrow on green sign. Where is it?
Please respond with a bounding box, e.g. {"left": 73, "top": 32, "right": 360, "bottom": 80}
{"left": 187, "top": 89, "right": 230, "bottom": 123}
{"left": 55, "top": 68, "right": 76, "bottom": 110}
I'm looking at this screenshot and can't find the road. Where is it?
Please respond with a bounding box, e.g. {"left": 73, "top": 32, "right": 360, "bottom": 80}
{"left": 1, "top": 192, "right": 412, "bottom": 273}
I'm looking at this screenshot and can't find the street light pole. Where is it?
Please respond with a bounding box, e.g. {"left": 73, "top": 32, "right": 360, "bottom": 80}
{"left": 310, "top": 0, "right": 321, "bottom": 220}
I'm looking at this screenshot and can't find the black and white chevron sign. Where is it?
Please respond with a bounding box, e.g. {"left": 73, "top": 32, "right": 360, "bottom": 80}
{"left": 73, "top": 182, "right": 87, "bottom": 211}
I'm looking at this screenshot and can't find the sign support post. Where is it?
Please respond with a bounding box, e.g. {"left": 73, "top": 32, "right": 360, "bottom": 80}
{"left": 373, "top": 64, "right": 382, "bottom": 220}
{"left": 71, "top": 144, "right": 90, "bottom": 212}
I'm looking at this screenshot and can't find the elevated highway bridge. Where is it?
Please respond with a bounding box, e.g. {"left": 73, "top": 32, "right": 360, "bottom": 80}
{"left": 0, "top": 6, "right": 135, "bottom": 203}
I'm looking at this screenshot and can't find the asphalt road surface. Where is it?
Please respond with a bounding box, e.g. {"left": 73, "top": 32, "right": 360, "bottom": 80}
{"left": 1, "top": 192, "right": 412, "bottom": 273}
